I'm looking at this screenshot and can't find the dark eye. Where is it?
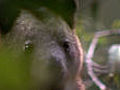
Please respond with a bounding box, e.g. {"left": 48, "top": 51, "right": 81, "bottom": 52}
{"left": 24, "top": 40, "right": 33, "bottom": 53}
{"left": 63, "top": 41, "right": 70, "bottom": 52}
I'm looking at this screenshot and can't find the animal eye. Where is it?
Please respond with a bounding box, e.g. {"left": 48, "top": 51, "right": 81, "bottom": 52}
{"left": 63, "top": 41, "right": 70, "bottom": 52}
{"left": 24, "top": 40, "right": 33, "bottom": 53}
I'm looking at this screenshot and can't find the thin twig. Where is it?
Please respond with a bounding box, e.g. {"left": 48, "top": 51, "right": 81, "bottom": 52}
{"left": 85, "top": 29, "right": 120, "bottom": 90}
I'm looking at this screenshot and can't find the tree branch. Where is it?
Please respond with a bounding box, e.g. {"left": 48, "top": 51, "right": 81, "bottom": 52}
{"left": 85, "top": 29, "right": 120, "bottom": 90}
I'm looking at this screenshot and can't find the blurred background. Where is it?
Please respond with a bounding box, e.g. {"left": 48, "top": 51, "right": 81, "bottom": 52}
{"left": 76, "top": 0, "right": 120, "bottom": 90}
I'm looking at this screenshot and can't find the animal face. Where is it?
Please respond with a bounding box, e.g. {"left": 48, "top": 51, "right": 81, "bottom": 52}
{"left": 1, "top": 9, "right": 83, "bottom": 90}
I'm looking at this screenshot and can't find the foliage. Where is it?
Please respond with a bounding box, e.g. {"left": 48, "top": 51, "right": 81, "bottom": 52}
{"left": 0, "top": 46, "right": 30, "bottom": 90}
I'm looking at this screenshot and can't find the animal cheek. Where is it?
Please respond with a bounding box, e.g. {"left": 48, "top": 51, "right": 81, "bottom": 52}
{"left": 51, "top": 50, "right": 68, "bottom": 74}
{"left": 67, "top": 45, "right": 82, "bottom": 75}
